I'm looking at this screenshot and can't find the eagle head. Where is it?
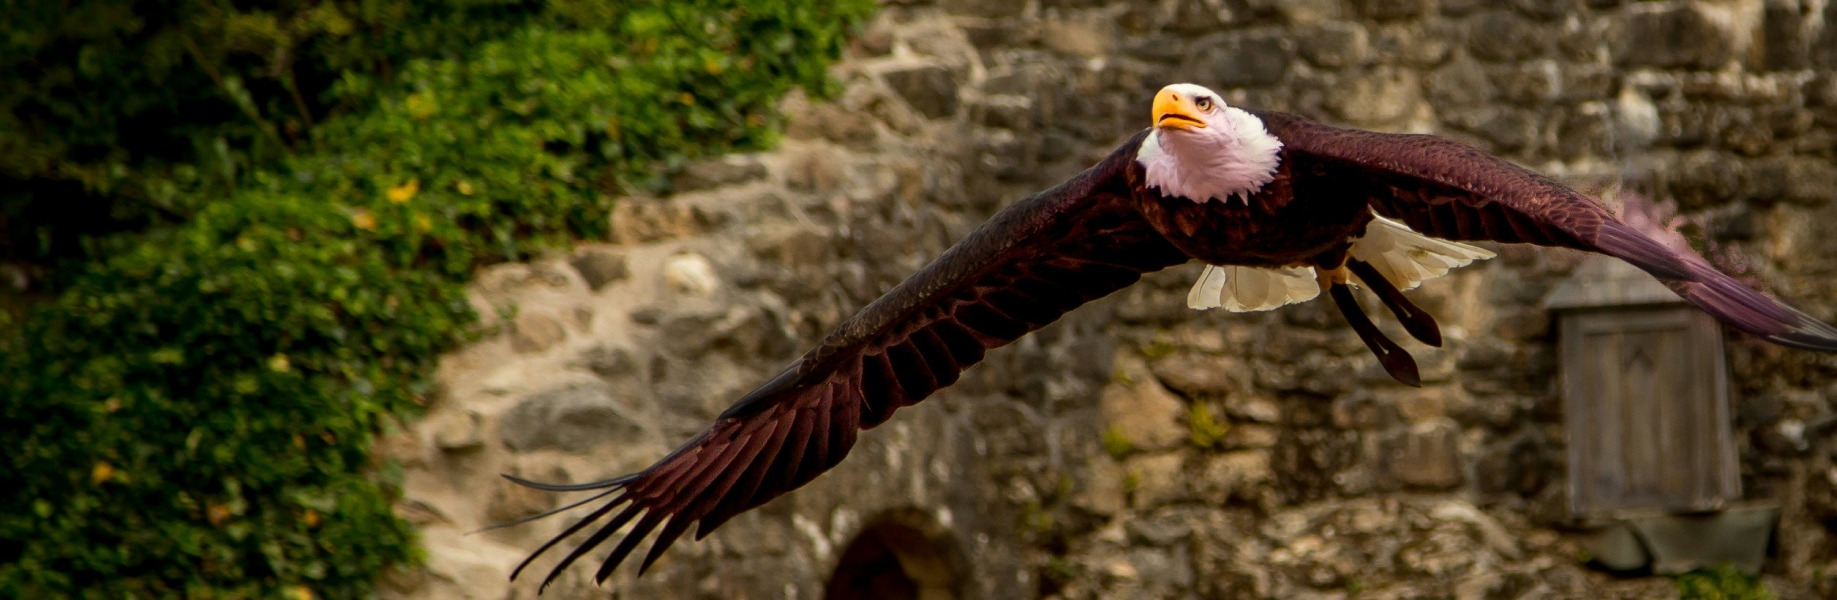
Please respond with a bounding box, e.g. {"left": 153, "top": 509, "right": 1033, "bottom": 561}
{"left": 1139, "top": 83, "right": 1283, "bottom": 205}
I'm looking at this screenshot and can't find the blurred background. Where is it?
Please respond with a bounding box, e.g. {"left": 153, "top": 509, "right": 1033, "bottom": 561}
{"left": 5, "top": 1, "right": 1837, "bottom": 599}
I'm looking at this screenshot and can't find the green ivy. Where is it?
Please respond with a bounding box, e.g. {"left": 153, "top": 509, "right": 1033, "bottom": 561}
{"left": 1676, "top": 566, "right": 1777, "bottom": 600}
{"left": 0, "top": 1, "right": 548, "bottom": 277}
{"left": 0, "top": 1, "right": 875, "bottom": 597}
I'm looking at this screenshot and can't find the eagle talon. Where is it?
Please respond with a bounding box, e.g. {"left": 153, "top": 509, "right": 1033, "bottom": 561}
{"left": 1314, "top": 264, "right": 1351, "bottom": 292}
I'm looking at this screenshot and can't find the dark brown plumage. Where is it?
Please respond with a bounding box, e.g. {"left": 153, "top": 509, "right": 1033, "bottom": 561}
{"left": 504, "top": 109, "right": 1837, "bottom": 590}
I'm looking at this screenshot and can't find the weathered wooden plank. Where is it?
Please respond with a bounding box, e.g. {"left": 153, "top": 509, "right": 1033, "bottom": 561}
{"left": 1562, "top": 307, "right": 1736, "bottom": 517}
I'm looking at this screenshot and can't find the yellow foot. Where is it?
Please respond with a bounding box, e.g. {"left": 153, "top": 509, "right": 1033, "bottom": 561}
{"left": 1315, "top": 265, "right": 1350, "bottom": 292}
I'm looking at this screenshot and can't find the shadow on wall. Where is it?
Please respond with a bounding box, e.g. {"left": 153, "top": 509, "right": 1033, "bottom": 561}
{"left": 824, "top": 509, "right": 962, "bottom": 600}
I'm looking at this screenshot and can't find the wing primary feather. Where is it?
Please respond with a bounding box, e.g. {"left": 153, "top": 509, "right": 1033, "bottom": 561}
{"left": 632, "top": 452, "right": 702, "bottom": 499}
{"left": 474, "top": 487, "right": 623, "bottom": 534}
{"left": 637, "top": 514, "right": 697, "bottom": 576}
{"left": 886, "top": 342, "right": 938, "bottom": 400}
{"left": 695, "top": 415, "right": 791, "bottom": 538}
{"left": 593, "top": 511, "right": 667, "bottom": 584}
{"left": 800, "top": 389, "right": 834, "bottom": 484}
{"left": 503, "top": 472, "right": 638, "bottom": 492}
{"left": 908, "top": 328, "right": 962, "bottom": 389}
{"left": 829, "top": 398, "right": 861, "bottom": 472}
{"left": 665, "top": 432, "right": 755, "bottom": 510}
{"left": 537, "top": 502, "right": 644, "bottom": 591}
{"left": 1594, "top": 221, "right": 1692, "bottom": 280}
{"left": 690, "top": 423, "right": 779, "bottom": 521}
{"left": 770, "top": 404, "right": 816, "bottom": 496}
{"left": 511, "top": 495, "right": 628, "bottom": 581}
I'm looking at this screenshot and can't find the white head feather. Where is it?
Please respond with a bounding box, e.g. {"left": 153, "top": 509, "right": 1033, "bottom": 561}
{"left": 1135, "top": 83, "right": 1283, "bottom": 205}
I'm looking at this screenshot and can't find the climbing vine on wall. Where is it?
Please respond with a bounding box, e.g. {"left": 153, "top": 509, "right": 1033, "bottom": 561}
{"left": 0, "top": 1, "right": 875, "bottom": 596}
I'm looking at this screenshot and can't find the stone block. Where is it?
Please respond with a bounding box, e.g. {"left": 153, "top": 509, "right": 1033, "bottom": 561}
{"left": 1488, "top": 60, "right": 1560, "bottom": 106}
{"left": 485, "top": 473, "right": 557, "bottom": 523}
{"left": 1425, "top": 58, "right": 1494, "bottom": 107}
{"left": 1194, "top": 451, "right": 1273, "bottom": 504}
{"left": 1125, "top": 452, "right": 1188, "bottom": 508}
{"left": 1041, "top": 16, "right": 1114, "bottom": 59}
{"left": 1475, "top": 434, "right": 1551, "bottom": 497}
{"left": 1187, "top": 30, "right": 1290, "bottom": 88}
{"left": 1762, "top": 1, "right": 1810, "bottom": 71}
{"left": 498, "top": 381, "right": 646, "bottom": 453}
{"left": 1613, "top": 4, "right": 1738, "bottom": 70}
{"left": 573, "top": 344, "right": 635, "bottom": 379}
{"left": 970, "top": 95, "right": 1033, "bottom": 130}
{"left": 568, "top": 248, "right": 628, "bottom": 291}
{"left": 940, "top": 0, "right": 1025, "bottom": 18}
{"left": 1148, "top": 352, "right": 1244, "bottom": 397}
{"left": 785, "top": 99, "right": 877, "bottom": 148}
{"left": 1510, "top": 0, "right": 1573, "bottom": 21}
{"left": 1440, "top": 0, "right": 1487, "bottom": 15}
{"left": 1124, "top": 514, "right": 1192, "bottom": 547}
{"left": 1271, "top": 430, "right": 1359, "bottom": 502}
{"left": 1468, "top": 11, "right": 1549, "bottom": 63}
{"left": 1326, "top": 68, "right": 1419, "bottom": 125}
{"left": 1816, "top": 1, "right": 1837, "bottom": 69}
{"left": 1297, "top": 21, "right": 1369, "bottom": 69}
{"left": 510, "top": 311, "right": 567, "bottom": 354}
{"left": 1783, "top": 156, "right": 1837, "bottom": 205}
{"left": 670, "top": 155, "right": 766, "bottom": 193}
{"left": 1331, "top": 391, "right": 1401, "bottom": 429}
{"left": 1099, "top": 364, "right": 1188, "bottom": 452}
{"left": 1354, "top": 0, "right": 1429, "bottom": 21}
{"left": 1266, "top": 0, "right": 1342, "bottom": 26}
{"left": 850, "top": 15, "right": 894, "bottom": 57}
{"left": 432, "top": 409, "right": 484, "bottom": 451}
{"left": 1382, "top": 421, "right": 1465, "bottom": 490}
{"left": 1373, "top": 21, "right": 1455, "bottom": 67}
{"left": 882, "top": 64, "right": 960, "bottom": 119}
{"left": 661, "top": 252, "right": 720, "bottom": 297}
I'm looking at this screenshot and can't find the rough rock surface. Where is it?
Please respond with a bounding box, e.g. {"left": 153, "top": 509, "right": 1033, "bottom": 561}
{"left": 384, "top": 1, "right": 1837, "bottom": 599}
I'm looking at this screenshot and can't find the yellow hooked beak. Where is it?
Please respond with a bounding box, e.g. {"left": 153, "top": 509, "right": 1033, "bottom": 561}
{"left": 1152, "top": 88, "right": 1207, "bottom": 131}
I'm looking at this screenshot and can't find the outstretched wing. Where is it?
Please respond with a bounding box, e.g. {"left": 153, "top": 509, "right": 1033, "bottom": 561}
{"left": 1256, "top": 109, "right": 1837, "bottom": 352}
{"left": 506, "top": 131, "right": 1188, "bottom": 589}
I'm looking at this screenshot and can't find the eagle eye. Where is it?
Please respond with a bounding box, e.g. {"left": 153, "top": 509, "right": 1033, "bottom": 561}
{"left": 1195, "top": 96, "right": 1214, "bottom": 111}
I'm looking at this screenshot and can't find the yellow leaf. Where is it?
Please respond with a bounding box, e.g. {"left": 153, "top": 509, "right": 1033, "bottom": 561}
{"left": 103, "top": 397, "right": 121, "bottom": 412}
{"left": 351, "top": 209, "right": 377, "bottom": 231}
{"left": 303, "top": 510, "right": 321, "bottom": 528}
{"left": 405, "top": 92, "right": 437, "bottom": 119}
{"left": 207, "top": 503, "right": 232, "bottom": 526}
{"left": 455, "top": 180, "right": 474, "bottom": 196}
{"left": 678, "top": 92, "right": 695, "bottom": 105}
{"left": 90, "top": 462, "right": 115, "bottom": 485}
{"left": 268, "top": 354, "right": 291, "bottom": 373}
{"left": 414, "top": 214, "right": 432, "bottom": 233}
{"left": 285, "top": 585, "right": 314, "bottom": 600}
{"left": 387, "top": 179, "right": 419, "bottom": 204}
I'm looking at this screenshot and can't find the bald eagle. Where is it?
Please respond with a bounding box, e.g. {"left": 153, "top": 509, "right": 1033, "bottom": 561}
{"left": 502, "top": 83, "right": 1837, "bottom": 589}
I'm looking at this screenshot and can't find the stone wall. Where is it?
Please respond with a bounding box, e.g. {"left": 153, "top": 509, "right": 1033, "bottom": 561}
{"left": 382, "top": 1, "right": 1837, "bottom": 598}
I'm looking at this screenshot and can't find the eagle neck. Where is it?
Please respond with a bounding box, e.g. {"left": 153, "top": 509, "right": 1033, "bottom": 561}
{"left": 1135, "top": 107, "right": 1283, "bottom": 204}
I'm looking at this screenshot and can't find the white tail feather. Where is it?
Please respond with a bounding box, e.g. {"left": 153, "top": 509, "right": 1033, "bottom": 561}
{"left": 1350, "top": 214, "right": 1495, "bottom": 291}
{"left": 1187, "top": 264, "right": 1320, "bottom": 312}
{"left": 1186, "top": 263, "right": 1229, "bottom": 309}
